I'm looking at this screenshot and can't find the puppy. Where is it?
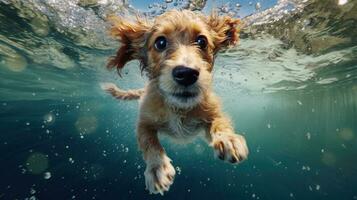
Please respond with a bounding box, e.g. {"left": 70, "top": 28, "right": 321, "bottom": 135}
{"left": 101, "top": 10, "right": 248, "bottom": 195}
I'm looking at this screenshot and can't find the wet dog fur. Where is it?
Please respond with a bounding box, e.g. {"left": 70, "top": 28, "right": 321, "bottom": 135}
{"left": 101, "top": 10, "right": 248, "bottom": 195}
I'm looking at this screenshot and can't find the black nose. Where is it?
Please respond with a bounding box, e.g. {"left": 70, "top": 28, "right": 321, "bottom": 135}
{"left": 172, "top": 66, "right": 199, "bottom": 86}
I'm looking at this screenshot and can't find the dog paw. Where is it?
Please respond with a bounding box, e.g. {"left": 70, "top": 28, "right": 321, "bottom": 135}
{"left": 212, "top": 133, "right": 248, "bottom": 164}
{"left": 144, "top": 154, "right": 176, "bottom": 195}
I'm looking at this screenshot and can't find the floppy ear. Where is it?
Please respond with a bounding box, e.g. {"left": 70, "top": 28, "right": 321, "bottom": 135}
{"left": 107, "top": 15, "right": 150, "bottom": 75}
{"left": 207, "top": 13, "right": 241, "bottom": 53}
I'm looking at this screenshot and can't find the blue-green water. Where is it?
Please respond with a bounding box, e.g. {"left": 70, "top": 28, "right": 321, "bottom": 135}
{"left": 0, "top": 0, "right": 357, "bottom": 199}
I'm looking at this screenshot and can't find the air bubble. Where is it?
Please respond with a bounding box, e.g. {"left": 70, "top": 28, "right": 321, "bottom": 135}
{"left": 339, "top": 128, "right": 354, "bottom": 141}
{"left": 43, "top": 172, "right": 52, "bottom": 179}
{"left": 44, "top": 113, "right": 55, "bottom": 124}
{"left": 220, "top": 6, "right": 229, "bottom": 13}
{"left": 316, "top": 184, "right": 320, "bottom": 190}
{"left": 1, "top": 52, "right": 27, "bottom": 72}
{"left": 75, "top": 115, "right": 98, "bottom": 135}
{"left": 30, "top": 188, "right": 36, "bottom": 195}
{"left": 255, "top": 2, "right": 261, "bottom": 11}
{"left": 26, "top": 153, "right": 48, "bottom": 174}
{"left": 29, "top": 196, "right": 37, "bottom": 200}
{"left": 175, "top": 166, "right": 181, "bottom": 175}
{"left": 306, "top": 132, "right": 311, "bottom": 140}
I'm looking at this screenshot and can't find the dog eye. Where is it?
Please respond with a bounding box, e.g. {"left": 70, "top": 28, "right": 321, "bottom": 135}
{"left": 154, "top": 36, "right": 167, "bottom": 51}
{"left": 196, "top": 35, "right": 207, "bottom": 49}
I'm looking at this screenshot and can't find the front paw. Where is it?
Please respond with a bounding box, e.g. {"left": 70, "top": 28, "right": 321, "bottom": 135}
{"left": 212, "top": 133, "right": 249, "bottom": 164}
{"left": 144, "top": 154, "right": 176, "bottom": 195}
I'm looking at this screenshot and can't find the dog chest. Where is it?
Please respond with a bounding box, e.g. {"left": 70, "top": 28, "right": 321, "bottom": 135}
{"left": 162, "top": 113, "right": 204, "bottom": 139}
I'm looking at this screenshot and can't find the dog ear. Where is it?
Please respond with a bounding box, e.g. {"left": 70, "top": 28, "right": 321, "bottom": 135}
{"left": 207, "top": 13, "right": 241, "bottom": 52}
{"left": 107, "top": 15, "right": 150, "bottom": 75}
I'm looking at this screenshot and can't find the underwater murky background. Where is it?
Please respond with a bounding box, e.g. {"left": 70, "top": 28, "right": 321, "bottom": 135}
{"left": 0, "top": 0, "right": 356, "bottom": 199}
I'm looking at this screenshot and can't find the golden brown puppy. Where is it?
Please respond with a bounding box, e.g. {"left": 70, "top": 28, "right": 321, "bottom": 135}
{"left": 101, "top": 10, "right": 248, "bottom": 195}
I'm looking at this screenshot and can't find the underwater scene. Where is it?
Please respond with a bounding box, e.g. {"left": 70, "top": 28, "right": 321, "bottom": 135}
{"left": 0, "top": 0, "right": 356, "bottom": 199}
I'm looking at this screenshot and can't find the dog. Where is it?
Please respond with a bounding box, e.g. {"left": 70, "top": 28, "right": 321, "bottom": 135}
{"left": 101, "top": 10, "right": 248, "bottom": 195}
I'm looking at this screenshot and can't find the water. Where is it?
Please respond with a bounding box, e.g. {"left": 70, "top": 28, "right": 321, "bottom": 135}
{"left": 0, "top": 0, "right": 356, "bottom": 199}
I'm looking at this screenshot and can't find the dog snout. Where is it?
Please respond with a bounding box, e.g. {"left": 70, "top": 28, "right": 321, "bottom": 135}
{"left": 172, "top": 66, "right": 199, "bottom": 86}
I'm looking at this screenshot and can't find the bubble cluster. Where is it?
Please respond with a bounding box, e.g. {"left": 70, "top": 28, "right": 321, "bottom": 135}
{"left": 145, "top": 0, "right": 207, "bottom": 17}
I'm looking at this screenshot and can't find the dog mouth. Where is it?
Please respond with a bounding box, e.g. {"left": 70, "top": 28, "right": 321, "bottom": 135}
{"left": 158, "top": 86, "right": 202, "bottom": 108}
{"left": 171, "top": 91, "right": 198, "bottom": 99}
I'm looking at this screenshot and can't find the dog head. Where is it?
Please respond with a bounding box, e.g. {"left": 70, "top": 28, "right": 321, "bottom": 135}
{"left": 107, "top": 10, "right": 240, "bottom": 109}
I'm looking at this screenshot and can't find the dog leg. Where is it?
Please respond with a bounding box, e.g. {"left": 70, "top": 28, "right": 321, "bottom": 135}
{"left": 206, "top": 115, "right": 249, "bottom": 164}
{"left": 137, "top": 122, "right": 175, "bottom": 195}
